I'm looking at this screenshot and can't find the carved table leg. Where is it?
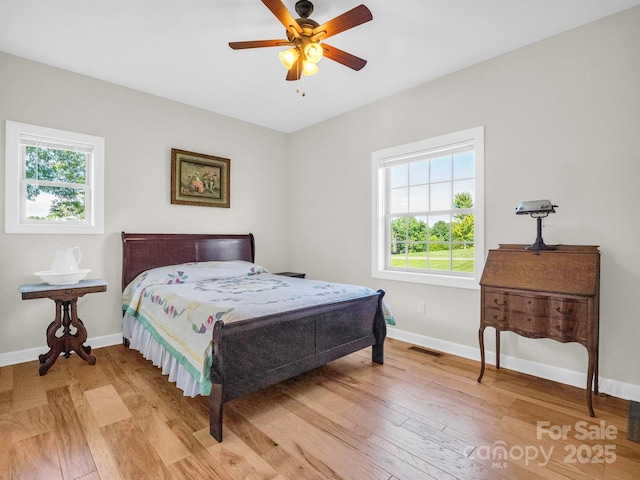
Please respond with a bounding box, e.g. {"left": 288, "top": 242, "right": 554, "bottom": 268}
{"left": 39, "top": 298, "right": 96, "bottom": 376}
{"left": 39, "top": 300, "right": 65, "bottom": 376}
{"left": 68, "top": 298, "right": 96, "bottom": 365}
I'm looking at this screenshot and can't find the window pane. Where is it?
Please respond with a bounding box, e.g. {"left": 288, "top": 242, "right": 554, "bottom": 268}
{"left": 452, "top": 247, "right": 474, "bottom": 273}
{"left": 390, "top": 187, "right": 408, "bottom": 213}
{"left": 453, "top": 151, "right": 474, "bottom": 180}
{"left": 390, "top": 164, "right": 408, "bottom": 188}
{"left": 452, "top": 212, "right": 474, "bottom": 243}
{"left": 25, "top": 147, "right": 87, "bottom": 184}
{"left": 413, "top": 215, "right": 428, "bottom": 243}
{"left": 453, "top": 180, "right": 474, "bottom": 204}
{"left": 389, "top": 217, "right": 407, "bottom": 253}
{"left": 431, "top": 182, "right": 452, "bottom": 210}
{"left": 25, "top": 185, "right": 86, "bottom": 221}
{"left": 409, "top": 160, "right": 428, "bottom": 185}
{"left": 428, "top": 244, "right": 451, "bottom": 271}
{"left": 406, "top": 249, "right": 426, "bottom": 269}
{"left": 429, "top": 214, "right": 451, "bottom": 242}
{"left": 389, "top": 217, "right": 408, "bottom": 268}
{"left": 430, "top": 156, "right": 451, "bottom": 182}
{"left": 390, "top": 243, "right": 407, "bottom": 267}
{"left": 409, "top": 185, "right": 428, "bottom": 211}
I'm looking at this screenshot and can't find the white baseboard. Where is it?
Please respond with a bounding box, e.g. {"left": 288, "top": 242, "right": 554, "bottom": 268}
{"left": 3, "top": 329, "right": 639, "bottom": 403}
{"left": 0, "top": 333, "right": 123, "bottom": 368}
{"left": 387, "top": 326, "right": 640, "bottom": 403}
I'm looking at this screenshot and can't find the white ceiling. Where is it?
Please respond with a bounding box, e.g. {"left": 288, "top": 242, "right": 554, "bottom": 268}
{"left": 1, "top": 0, "right": 639, "bottom": 133}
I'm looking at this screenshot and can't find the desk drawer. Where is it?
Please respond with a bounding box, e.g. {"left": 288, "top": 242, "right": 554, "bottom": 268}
{"left": 484, "top": 291, "right": 587, "bottom": 321}
{"left": 483, "top": 308, "right": 538, "bottom": 336}
{"left": 484, "top": 307, "right": 588, "bottom": 342}
{"left": 542, "top": 318, "right": 588, "bottom": 342}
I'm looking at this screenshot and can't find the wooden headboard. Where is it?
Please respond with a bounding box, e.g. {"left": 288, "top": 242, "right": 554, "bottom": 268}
{"left": 121, "top": 232, "right": 255, "bottom": 289}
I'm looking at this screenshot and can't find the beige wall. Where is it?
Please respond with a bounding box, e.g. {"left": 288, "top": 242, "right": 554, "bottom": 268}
{"left": 0, "top": 53, "right": 290, "bottom": 354}
{"left": 1, "top": 7, "right": 638, "bottom": 398}
{"left": 287, "top": 7, "right": 640, "bottom": 397}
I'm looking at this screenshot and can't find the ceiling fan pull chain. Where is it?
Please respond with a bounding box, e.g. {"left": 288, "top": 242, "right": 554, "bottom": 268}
{"left": 298, "top": 71, "right": 308, "bottom": 97}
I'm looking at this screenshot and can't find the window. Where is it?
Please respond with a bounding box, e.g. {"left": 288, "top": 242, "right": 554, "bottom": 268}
{"left": 372, "top": 126, "right": 484, "bottom": 289}
{"left": 5, "top": 121, "right": 104, "bottom": 234}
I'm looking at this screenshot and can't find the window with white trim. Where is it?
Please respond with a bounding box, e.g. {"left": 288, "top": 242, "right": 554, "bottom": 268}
{"left": 5, "top": 121, "right": 104, "bottom": 234}
{"left": 372, "top": 127, "right": 484, "bottom": 289}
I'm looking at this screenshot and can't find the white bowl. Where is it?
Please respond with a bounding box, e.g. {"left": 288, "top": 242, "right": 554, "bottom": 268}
{"left": 34, "top": 269, "right": 91, "bottom": 285}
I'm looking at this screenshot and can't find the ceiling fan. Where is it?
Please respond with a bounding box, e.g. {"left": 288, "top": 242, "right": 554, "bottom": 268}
{"left": 229, "top": 0, "right": 372, "bottom": 81}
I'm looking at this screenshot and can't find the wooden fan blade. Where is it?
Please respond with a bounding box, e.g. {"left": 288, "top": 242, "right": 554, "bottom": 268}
{"left": 286, "top": 56, "right": 303, "bottom": 81}
{"left": 262, "top": 0, "right": 302, "bottom": 37}
{"left": 311, "top": 4, "right": 372, "bottom": 42}
{"left": 229, "top": 39, "right": 291, "bottom": 50}
{"left": 322, "top": 44, "right": 367, "bottom": 71}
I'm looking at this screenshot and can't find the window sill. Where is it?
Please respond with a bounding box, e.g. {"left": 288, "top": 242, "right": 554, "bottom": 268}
{"left": 372, "top": 269, "right": 480, "bottom": 290}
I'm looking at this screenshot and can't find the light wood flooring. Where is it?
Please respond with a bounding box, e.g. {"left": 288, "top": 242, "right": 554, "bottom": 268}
{"left": 1, "top": 338, "right": 638, "bottom": 479}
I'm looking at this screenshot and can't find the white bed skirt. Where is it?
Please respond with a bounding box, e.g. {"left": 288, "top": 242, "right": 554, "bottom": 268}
{"left": 122, "top": 313, "right": 203, "bottom": 397}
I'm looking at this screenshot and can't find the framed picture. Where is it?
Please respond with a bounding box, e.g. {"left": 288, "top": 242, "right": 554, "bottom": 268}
{"left": 171, "top": 148, "right": 230, "bottom": 208}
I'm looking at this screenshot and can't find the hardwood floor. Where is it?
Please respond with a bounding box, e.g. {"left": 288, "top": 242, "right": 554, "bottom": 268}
{"left": 1, "top": 338, "right": 638, "bottom": 479}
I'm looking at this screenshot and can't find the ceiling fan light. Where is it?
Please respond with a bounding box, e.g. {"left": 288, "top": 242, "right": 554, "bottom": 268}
{"left": 302, "top": 60, "right": 319, "bottom": 76}
{"left": 279, "top": 48, "right": 299, "bottom": 70}
{"left": 303, "top": 43, "right": 323, "bottom": 63}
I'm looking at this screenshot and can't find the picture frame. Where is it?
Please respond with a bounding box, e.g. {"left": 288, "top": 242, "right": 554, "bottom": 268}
{"left": 171, "top": 148, "right": 230, "bottom": 208}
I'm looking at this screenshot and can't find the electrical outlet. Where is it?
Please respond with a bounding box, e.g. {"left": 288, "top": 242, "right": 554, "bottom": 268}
{"left": 417, "top": 301, "right": 425, "bottom": 314}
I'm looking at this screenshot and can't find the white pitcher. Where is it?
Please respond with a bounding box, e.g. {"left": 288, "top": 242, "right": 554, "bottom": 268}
{"left": 50, "top": 246, "right": 81, "bottom": 273}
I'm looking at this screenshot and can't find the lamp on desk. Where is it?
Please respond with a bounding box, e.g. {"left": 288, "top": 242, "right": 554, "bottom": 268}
{"left": 515, "top": 199, "right": 558, "bottom": 251}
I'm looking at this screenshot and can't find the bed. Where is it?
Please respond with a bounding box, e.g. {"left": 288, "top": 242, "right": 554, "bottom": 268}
{"left": 120, "top": 232, "right": 389, "bottom": 442}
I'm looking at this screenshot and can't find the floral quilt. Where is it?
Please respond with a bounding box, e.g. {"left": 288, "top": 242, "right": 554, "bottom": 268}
{"left": 122, "top": 260, "right": 394, "bottom": 394}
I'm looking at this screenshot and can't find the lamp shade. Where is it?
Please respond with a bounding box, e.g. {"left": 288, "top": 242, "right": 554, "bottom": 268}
{"left": 279, "top": 48, "right": 299, "bottom": 70}
{"left": 302, "top": 60, "right": 319, "bottom": 76}
{"left": 303, "top": 43, "right": 324, "bottom": 63}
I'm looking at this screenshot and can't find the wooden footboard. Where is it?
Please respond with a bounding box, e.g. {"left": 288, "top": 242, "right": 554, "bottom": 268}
{"left": 208, "top": 290, "right": 386, "bottom": 442}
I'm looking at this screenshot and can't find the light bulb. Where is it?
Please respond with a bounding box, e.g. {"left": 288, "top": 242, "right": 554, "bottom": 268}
{"left": 302, "top": 60, "right": 319, "bottom": 76}
{"left": 279, "top": 48, "right": 299, "bottom": 70}
{"left": 303, "top": 43, "right": 323, "bottom": 64}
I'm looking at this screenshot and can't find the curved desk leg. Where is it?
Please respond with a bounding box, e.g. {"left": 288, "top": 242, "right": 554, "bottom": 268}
{"left": 594, "top": 344, "right": 599, "bottom": 395}
{"left": 478, "top": 326, "right": 486, "bottom": 382}
{"left": 478, "top": 326, "right": 501, "bottom": 383}
{"left": 587, "top": 345, "right": 597, "bottom": 417}
{"left": 495, "top": 328, "right": 501, "bottom": 370}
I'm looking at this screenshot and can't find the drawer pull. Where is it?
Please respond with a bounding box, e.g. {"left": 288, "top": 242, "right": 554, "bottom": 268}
{"left": 493, "top": 298, "right": 507, "bottom": 307}
{"left": 492, "top": 315, "right": 508, "bottom": 323}
{"left": 556, "top": 307, "right": 574, "bottom": 315}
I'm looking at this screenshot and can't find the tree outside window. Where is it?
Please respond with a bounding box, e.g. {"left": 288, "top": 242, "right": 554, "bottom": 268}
{"left": 25, "top": 146, "right": 88, "bottom": 221}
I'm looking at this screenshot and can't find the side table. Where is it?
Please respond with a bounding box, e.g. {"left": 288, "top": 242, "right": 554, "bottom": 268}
{"left": 274, "top": 272, "right": 306, "bottom": 278}
{"left": 19, "top": 279, "right": 107, "bottom": 375}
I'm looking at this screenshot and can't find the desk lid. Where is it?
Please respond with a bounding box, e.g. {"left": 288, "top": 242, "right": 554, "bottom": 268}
{"left": 481, "top": 245, "right": 599, "bottom": 296}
